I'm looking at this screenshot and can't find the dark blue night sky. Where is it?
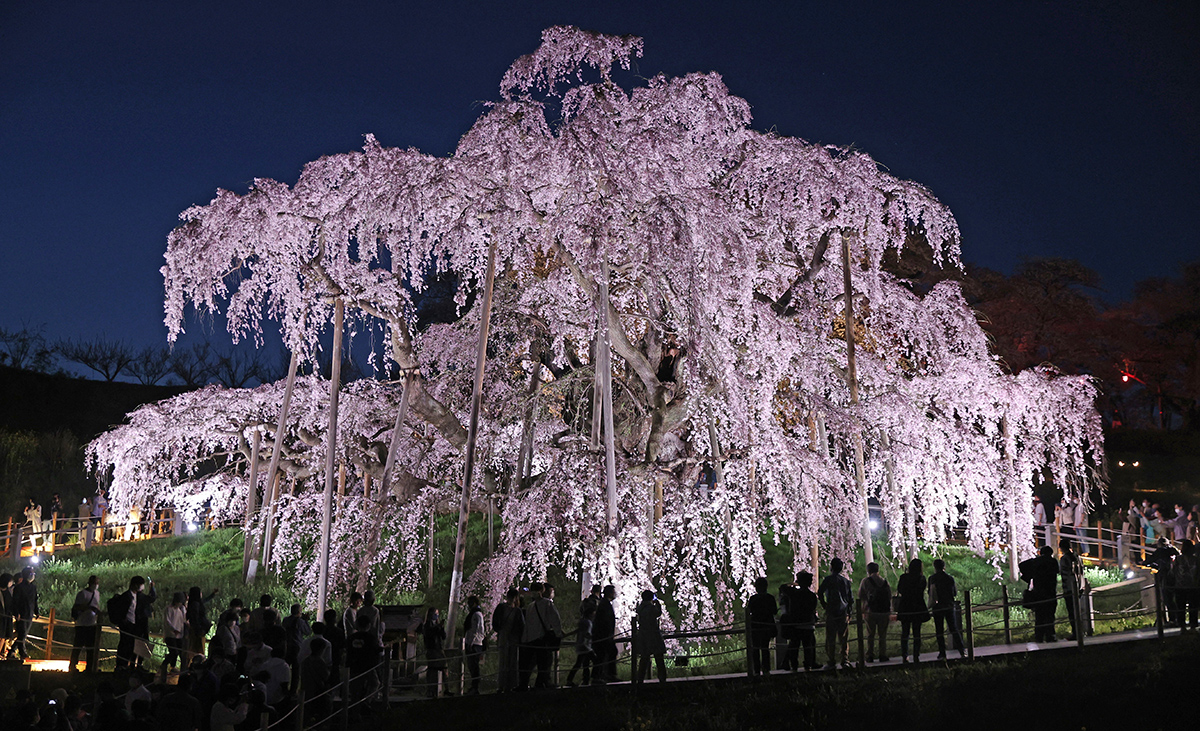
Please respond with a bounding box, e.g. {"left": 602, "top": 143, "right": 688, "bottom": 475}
{"left": 2, "top": 1, "right": 1196, "bottom": 356}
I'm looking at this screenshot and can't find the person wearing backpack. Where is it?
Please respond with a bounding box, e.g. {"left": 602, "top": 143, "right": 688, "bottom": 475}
{"left": 817, "top": 557, "right": 853, "bottom": 669}
{"left": 857, "top": 562, "right": 891, "bottom": 662}
{"left": 70, "top": 575, "right": 102, "bottom": 673}
{"left": 928, "top": 559, "right": 966, "bottom": 659}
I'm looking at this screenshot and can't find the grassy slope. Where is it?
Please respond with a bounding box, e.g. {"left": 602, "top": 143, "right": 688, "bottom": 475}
{"left": 0, "top": 529, "right": 302, "bottom": 637}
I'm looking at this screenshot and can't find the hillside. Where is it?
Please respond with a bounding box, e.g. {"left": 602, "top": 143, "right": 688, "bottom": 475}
{"left": 0, "top": 364, "right": 184, "bottom": 441}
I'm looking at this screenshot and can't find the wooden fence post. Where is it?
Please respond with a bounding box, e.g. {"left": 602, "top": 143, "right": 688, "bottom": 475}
{"left": 1001, "top": 585, "right": 1012, "bottom": 644}
{"left": 744, "top": 608, "right": 753, "bottom": 677}
{"left": 3, "top": 517, "right": 10, "bottom": 554}
{"left": 10, "top": 526, "right": 21, "bottom": 560}
{"left": 1076, "top": 584, "right": 1086, "bottom": 649}
{"left": 1156, "top": 577, "right": 1165, "bottom": 641}
{"left": 382, "top": 645, "right": 393, "bottom": 707}
{"left": 259, "top": 711, "right": 269, "bottom": 731}
{"left": 340, "top": 666, "right": 351, "bottom": 731}
{"left": 294, "top": 690, "right": 305, "bottom": 731}
{"left": 46, "top": 608, "right": 56, "bottom": 659}
{"left": 964, "top": 590, "right": 974, "bottom": 662}
{"left": 855, "top": 599, "right": 865, "bottom": 668}
{"left": 631, "top": 617, "right": 640, "bottom": 684}
{"left": 91, "top": 623, "right": 102, "bottom": 673}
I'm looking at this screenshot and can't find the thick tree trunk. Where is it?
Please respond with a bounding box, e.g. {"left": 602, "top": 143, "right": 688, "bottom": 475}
{"left": 446, "top": 242, "right": 497, "bottom": 645}
{"left": 842, "top": 234, "right": 874, "bottom": 566}
{"left": 355, "top": 375, "right": 414, "bottom": 593}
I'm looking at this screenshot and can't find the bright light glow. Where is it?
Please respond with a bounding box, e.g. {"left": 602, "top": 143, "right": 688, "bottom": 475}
{"left": 1132, "top": 461, "right": 1140, "bottom": 467}
{"left": 1125, "top": 569, "right": 1136, "bottom": 579}
{"left": 1122, "top": 374, "right": 1129, "bottom": 382}
{"left": 185, "top": 522, "right": 198, "bottom": 532}
{"left": 868, "top": 519, "right": 880, "bottom": 531}
{"left": 29, "top": 554, "right": 40, "bottom": 564}
{"left": 1118, "top": 461, "right": 1125, "bottom": 466}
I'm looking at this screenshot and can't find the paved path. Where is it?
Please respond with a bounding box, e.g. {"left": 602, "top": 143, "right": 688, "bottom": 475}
{"left": 613, "top": 624, "right": 1180, "bottom": 686}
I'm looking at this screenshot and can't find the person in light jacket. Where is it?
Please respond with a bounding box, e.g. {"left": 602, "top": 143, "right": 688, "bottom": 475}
{"left": 519, "top": 582, "right": 563, "bottom": 690}
{"left": 164, "top": 591, "right": 188, "bottom": 672}
{"left": 463, "top": 595, "right": 485, "bottom": 694}
{"left": 70, "top": 575, "right": 102, "bottom": 672}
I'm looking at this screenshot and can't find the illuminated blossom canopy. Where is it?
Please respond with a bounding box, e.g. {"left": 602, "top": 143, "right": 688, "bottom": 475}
{"left": 89, "top": 27, "right": 1103, "bottom": 625}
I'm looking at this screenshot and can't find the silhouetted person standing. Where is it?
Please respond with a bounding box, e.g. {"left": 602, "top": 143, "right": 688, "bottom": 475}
{"left": 1020, "top": 545, "right": 1060, "bottom": 643}
{"left": 747, "top": 577, "right": 778, "bottom": 675}
{"left": 928, "top": 559, "right": 965, "bottom": 659}
{"left": 817, "top": 558, "right": 852, "bottom": 669}
{"left": 11, "top": 567, "right": 39, "bottom": 661}
{"left": 492, "top": 589, "right": 523, "bottom": 692}
{"left": 1171, "top": 540, "right": 1199, "bottom": 629}
{"left": 592, "top": 585, "right": 618, "bottom": 684}
{"left": 635, "top": 590, "right": 668, "bottom": 682}
{"left": 1058, "top": 539, "right": 1084, "bottom": 641}
{"left": 790, "top": 571, "right": 819, "bottom": 670}
{"left": 70, "top": 575, "right": 102, "bottom": 672}
{"left": 112, "top": 575, "right": 156, "bottom": 669}
{"left": 896, "top": 559, "right": 928, "bottom": 663}
{"left": 857, "top": 562, "right": 891, "bottom": 662}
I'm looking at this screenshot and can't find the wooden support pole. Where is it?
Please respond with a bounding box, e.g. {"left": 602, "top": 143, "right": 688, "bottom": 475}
{"left": 46, "top": 608, "right": 56, "bottom": 659}
{"left": 487, "top": 497, "right": 494, "bottom": 557}
{"left": 317, "top": 297, "right": 345, "bottom": 619}
{"left": 427, "top": 511, "right": 435, "bottom": 588}
{"left": 447, "top": 242, "right": 497, "bottom": 644}
{"left": 1002, "top": 417, "right": 1021, "bottom": 581}
{"left": 260, "top": 351, "right": 299, "bottom": 571}
{"left": 243, "top": 428, "right": 262, "bottom": 583}
{"left": 598, "top": 260, "right": 619, "bottom": 533}
{"left": 379, "top": 374, "right": 413, "bottom": 499}
{"left": 964, "top": 590, "right": 974, "bottom": 661}
{"left": 515, "top": 344, "right": 541, "bottom": 486}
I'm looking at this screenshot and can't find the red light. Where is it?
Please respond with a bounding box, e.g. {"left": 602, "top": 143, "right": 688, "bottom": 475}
{"left": 1122, "top": 374, "right": 1129, "bottom": 382}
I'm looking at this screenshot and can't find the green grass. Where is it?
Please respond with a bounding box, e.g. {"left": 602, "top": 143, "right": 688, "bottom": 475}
{"left": 1, "top": 529, "right": 303, "bottom": 632}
